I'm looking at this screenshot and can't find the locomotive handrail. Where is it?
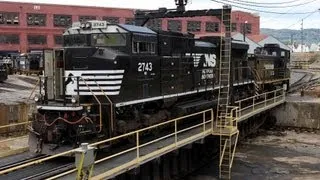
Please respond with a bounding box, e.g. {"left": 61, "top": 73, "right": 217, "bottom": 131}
{"left": 28, "top": 78, "right": 40, "bottom": 101}
{"left": 78, "top": 77, "right": 103, "bottom": 133}
{"left": 92, "top": 79, "right": 115, "bottom": 133}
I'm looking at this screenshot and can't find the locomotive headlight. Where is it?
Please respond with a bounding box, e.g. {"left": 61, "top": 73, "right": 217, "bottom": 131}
{"left": 71, "top": 97, "right": 77, "bottom": 104}
{"left": 34, "top": 95, "right": 40, "bottom": 102}
{"left": 85, "top": 22, "right": 91, "bottom": 28}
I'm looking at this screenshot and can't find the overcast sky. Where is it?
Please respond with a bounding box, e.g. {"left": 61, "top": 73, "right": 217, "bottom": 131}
{"left": 3, "top": 0, "right": 320, "bottom": 29}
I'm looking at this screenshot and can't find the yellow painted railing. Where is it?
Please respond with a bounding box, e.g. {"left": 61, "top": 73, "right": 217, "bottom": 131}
{"left": 0, "top": 88, "right": 286, "bottom": 179}
{"left": 235, "top": 88, "right": 285, "bottom": 118}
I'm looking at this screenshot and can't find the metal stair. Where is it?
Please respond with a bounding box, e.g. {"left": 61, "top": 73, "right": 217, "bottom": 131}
{"left": 214, "top": 5, "right": 240, "bottom": 179}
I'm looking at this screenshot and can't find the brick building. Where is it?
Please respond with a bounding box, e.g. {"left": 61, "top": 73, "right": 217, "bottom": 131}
{"left": 0, "top": 1, "right": 260, "bottom": 54}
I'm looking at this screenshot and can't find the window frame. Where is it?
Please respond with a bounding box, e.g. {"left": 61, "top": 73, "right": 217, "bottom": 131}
{"left": 79, "top": 15, "right": 96, "bottom": 23}
{"left": 0, "top": 34, "right": 20, "bottom": 44}
{"left": 27, "top": 34, "right": 47, "bottom": 45}
{"left": 102, "top": 17, "right": 120, "bottom": 24}
{"left": 132, "top": 41, "right": 156, "bottom": 54}
{"left": 187, "top": 21, "right": 201, "bottom": 32}
{"left": 0, "top": 12, "right": 19, "bottom": 25}
{"left": 205, "top": 22, "right": 220, "bottom": 32}
{"left": 27, "top": 13, "right": 46, "bottom": 26}
{"left": 167, "top": 20, "right": 182, "bottom": 32}
{"left": 91, "top": 33, "right": 127, "bottom": 47}
{"left": 53, "top": 14, "right": 72, "bottom": 27}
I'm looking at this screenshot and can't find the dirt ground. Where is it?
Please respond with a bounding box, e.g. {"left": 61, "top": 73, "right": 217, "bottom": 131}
{"left": 189, "top": 129, "right": 320, "bottom": 180}
{"left": 0, "top": 75, "right": 38, "bottom": 104}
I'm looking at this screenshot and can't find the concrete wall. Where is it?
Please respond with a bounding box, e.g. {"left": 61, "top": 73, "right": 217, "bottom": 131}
{"left": 272, "top": 102, "right": 320, "bottom": 129}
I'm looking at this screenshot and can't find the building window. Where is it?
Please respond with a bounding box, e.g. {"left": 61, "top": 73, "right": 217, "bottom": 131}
{"left": 168, "top": 20, "right": 182, "bottom": 32}
{"left": 53, "top": 14, "right": 72, "bottom": 27}
{"left": 0, "top": 12, "right": 19, "bottom": 25}
{"left": 103, "top": 17, "right": 119, "bottom": 24}
{"left": 27, "top": 13, "right": 46, "bottom": 26}
{"left": 241, "top": 23, "right": 252, "bottom": 34}
{"left": 206, "top": 22, "right": 219, "bottom": 32}
{"left": 232, "top": 23, "right": 237, "bottom": 32}
{"left": 0, "top": 34, "right": 19, "bottom": 44}
{"left": 27, "top": 35, "right": 47, "bottom": 45}
{"left": 54, "top": 35, "right": 63, "bottom": 45}
{"left": 79, "top": 16, "right": 96, "bottom": 23}
{"left": 146, "top": 19, "right": 162, "bottom": 30}
{"left": 187, "top": 21, "right": 201, "bottom": 32}
{"left": 125, "top": 18, "right": 135, "bottom": 25}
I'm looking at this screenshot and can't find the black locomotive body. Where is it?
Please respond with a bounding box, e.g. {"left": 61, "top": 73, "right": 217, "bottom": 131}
{"left": 0, "top": 63, "right": 8, "bottom": 82}
{"left": 15, "top": 52, "right": 43, "bottom": 75}
{"left": 29, "top": 20, "right": 289, "bottom": 154}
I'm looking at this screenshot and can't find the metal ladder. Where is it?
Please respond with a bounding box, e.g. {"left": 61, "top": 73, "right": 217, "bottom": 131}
{"left": 215, "top": 6, "right": 239, "bottom": 179}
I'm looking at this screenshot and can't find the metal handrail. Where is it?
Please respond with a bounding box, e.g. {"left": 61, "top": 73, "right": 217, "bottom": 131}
{"left": 93, "top": 79, "right": 115, "bottom": 133}
{"left": 78, "top": 77, "right": 103, "bottom": 133}
{"left": 28, "top": 78, "right": 40, "bottom": 101}
{"left": 0, "top": 121, "right": 30, "bottom": 129}
{"left": 219, "top": 139, "right": 228, "bottom": 166}
{"left": 230, "top": 131, "right": 239, "bottom": 168}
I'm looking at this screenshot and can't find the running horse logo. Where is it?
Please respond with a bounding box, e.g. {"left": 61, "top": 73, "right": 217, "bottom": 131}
{"left": 65, "top": 73, "right": 74, "bottom": 86}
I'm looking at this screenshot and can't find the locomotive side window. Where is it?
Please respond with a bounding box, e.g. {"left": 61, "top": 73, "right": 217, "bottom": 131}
{"left": 132, "top": 41, "right": 156, "bottom": 54}
{"left": 91, "top": 34, "right": 126, "bottom": 46}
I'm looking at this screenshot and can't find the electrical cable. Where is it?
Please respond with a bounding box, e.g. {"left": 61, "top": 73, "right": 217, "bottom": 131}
{"left": 222, "top": 0, "right": 319, "bottom": 9}
{"left": 212, "top": 0, "right": 320, "bottom": 14}
{"left": 234, "top": 0, "right": 302, "bottom": 5}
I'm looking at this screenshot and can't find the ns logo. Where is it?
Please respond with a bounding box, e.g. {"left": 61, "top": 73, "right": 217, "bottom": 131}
{"left": 197, "top": 54, "right": 216, "bottom": 68}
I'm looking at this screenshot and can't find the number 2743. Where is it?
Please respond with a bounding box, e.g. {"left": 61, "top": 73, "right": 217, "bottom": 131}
{"left": 138, "top": 62, "right": 153, "bottom": 72}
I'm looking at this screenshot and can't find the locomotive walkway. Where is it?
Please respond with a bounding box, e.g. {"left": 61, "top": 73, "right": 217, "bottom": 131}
{"left": 0, "top": 89, "right": 285, "bottom": 179}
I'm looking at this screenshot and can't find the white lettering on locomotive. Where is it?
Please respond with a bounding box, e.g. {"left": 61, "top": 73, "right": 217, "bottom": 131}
{"left": 138, "top": 62, "right": 153, "bottom": 72}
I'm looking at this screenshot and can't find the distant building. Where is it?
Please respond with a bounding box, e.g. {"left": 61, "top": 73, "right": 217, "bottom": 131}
{"left": 290, "top": 43, "right": 310, "bottom": 53}
{"left": 309, "top": 43, "right": 320, "bottom": 52}
{"left": 0, "top": 1, "right": 260, "bottom": 54}
{"left": 248, "top": 34, "right": 291, "bottom": 51}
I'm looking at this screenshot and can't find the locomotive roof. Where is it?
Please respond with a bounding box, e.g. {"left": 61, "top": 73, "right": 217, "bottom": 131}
{"left": 118, "top": 24, "right": 156, "bottom": 35}
{"left": 195, "top": 40, "right": 216, "bottom": 48}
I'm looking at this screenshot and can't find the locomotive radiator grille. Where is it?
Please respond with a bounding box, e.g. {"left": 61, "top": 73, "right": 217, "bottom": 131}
{"left": 65, "top": 70, "right": 124, "bottom": 96}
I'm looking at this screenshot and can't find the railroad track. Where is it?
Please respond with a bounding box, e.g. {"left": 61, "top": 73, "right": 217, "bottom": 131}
{"left": 288, "top": 72, "right": 320, "bottom": 93}
{"left": 0, "top": 154, "right": 49, "bottom": 172}
{"left": 21, "top": 163, "right": 74, "bottom": 180}
{"left": 0, "top": 156, "right": 73, "bottom": 180}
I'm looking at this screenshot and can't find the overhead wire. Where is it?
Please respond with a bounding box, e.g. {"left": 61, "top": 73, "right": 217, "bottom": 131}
{"left": 285, "top": 10, "right": 320, "bottom": 29}
{"left": 221, "top": 0, "right": 319, "bottom": 9}
{"left": 211, "top": 0, "right": 320, "bottom": 14}
{"left": 231, "top": 0, "right": 302, "bottom": 5}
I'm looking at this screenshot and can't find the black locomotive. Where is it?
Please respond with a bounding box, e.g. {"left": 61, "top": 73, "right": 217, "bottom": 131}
{"left": 29, "top": 20, "right": 290, "bottom": 154}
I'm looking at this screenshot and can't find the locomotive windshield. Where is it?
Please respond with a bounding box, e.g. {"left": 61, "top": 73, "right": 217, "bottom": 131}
{"left": 64, "top": 34, "right": 88, "bottom": 46}
{"left": 91, "top": 33, "right": 126, "bottom": 47}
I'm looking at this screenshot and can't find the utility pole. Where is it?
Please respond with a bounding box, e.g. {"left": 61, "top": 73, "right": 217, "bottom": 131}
{"left": 301, "top": 19, "right": 304, "bottom": 52}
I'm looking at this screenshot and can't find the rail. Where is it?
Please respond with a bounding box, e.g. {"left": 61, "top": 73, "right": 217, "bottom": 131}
{"left": 0, "top": 109, "right": 213, "bottom": 177}
{"left": 235, "top": 88, "right": 285, "bottom": 119}
{"left": 91, "top": 109, "right": 213, "bottom": 179}
{"left": 0, "top": 89, "right": 286, "bottom": 179}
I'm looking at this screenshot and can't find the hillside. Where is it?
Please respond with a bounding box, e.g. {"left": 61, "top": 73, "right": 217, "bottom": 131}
{"left": 261, "top": 28, "right": 320, "bottom": 45}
